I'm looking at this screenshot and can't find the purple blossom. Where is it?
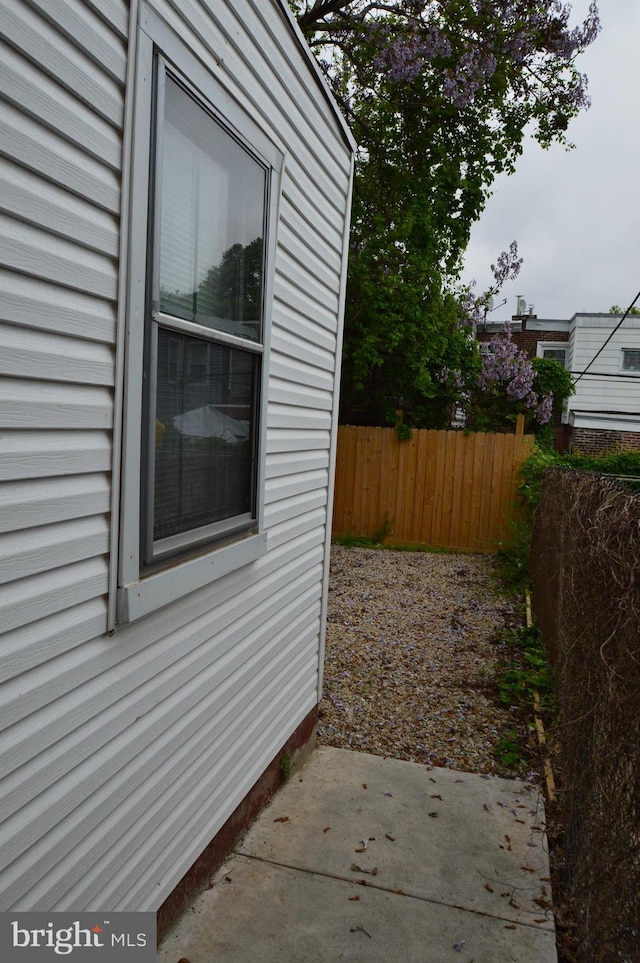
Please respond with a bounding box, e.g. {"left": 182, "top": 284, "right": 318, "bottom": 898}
{"left": 491, "top": 241, "right": 523, "bottom": 289}
{"left": 306, "top": 1, "right": 600, "bottom": 118}
{"left": 478, "top": 325, "right": 535, "bottom": 401}
{"left": 372, "top": 24, "right": 452, "bottom": 83}
{"left": 477, "top": 324, "right": 554, "bottom": 424}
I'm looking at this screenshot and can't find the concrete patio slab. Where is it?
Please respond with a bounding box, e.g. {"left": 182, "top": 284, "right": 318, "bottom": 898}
{"left": 158, "top": 746, "right": 557, "bottom": 962}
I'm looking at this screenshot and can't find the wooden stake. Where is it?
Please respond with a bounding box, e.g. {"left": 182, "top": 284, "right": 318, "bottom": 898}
{"left": 526, "top": 590, "right": 556, "bottom": 803}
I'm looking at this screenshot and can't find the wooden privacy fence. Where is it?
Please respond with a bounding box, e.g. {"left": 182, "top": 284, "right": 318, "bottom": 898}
{"left": 332, "top": 417, "right": 535, "bottom": 552}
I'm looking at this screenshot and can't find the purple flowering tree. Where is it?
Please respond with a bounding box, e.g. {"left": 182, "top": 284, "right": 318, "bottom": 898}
{"left": 289, "top": 1, "right": 600, "bottom": 427}
{"left": 466, "top": 324, "right": 553, "bottom": 432}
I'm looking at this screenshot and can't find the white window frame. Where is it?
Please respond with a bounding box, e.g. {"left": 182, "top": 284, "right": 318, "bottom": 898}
{"left": 620, "top": 348, "right": 640, "bottom": 373}
{"left": 536, "top": 342, "right": 568, "bottom": 367}
{"left": 115, "top": 7, "right": 283, "bottom": 625}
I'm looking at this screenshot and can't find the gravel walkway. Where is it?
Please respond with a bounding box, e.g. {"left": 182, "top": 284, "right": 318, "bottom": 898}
{"left": 318, "top": 544, "right": 528, "bottom": 777}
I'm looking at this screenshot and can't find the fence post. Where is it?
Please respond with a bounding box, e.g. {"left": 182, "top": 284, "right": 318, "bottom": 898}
{"left": 515, "top": 413, "right": 525, "bottom": 436}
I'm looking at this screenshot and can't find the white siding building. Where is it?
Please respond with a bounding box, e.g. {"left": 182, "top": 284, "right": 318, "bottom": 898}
{"left": 0, "top": 0, "right": 354, "bottom": 923}
{"left": 565, "top": 313, "right": 640, "bottom": 440}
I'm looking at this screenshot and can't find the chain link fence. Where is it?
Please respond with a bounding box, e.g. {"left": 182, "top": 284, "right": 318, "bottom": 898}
{"left": 531, "top": 468, "right": 640, "bottom": 962}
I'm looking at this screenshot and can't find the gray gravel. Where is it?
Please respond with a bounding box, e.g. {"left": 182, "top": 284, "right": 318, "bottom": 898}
{"left": 319, "top": 544, "right": 527, "bottom": 776}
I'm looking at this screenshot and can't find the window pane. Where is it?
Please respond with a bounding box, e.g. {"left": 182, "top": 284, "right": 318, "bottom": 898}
{"left": 622, "top": 349, "right": 640, "bottom": 371}
{"left": 153, "top": 328, "right": 257, "bottom": 543}
{"left": 159, "top": 76, "right": 266, "bottom": 341}
{"left": 542, "top": 348, "right": 566, "bottom": 366}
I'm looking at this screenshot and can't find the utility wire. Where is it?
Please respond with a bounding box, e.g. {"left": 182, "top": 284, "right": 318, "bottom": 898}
{"left": 573, "top": 290, "right": 640, "bottom": 385}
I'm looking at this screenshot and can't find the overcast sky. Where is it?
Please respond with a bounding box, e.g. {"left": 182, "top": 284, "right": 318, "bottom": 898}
{"left": 461, "top": 0, "right": 640, "bottom": 323}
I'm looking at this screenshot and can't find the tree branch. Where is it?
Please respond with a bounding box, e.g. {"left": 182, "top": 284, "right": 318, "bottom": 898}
{"left": 297, "top": 0, "right": 358, "bottom": 30}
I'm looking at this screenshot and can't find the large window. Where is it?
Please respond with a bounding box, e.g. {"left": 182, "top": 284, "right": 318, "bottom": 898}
{"left": 115, "top": 15, "right": 282, "bottom": 625}
{"left": 143, "top": 67, "right": 267, "bottom": 566}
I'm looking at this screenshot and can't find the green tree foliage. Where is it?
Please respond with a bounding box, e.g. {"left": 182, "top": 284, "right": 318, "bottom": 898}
{"left": 291, "top": 1, "right": 600, "bottom": 425}
{"left": 530, "top": 356, "right": 575, "bottom": 420}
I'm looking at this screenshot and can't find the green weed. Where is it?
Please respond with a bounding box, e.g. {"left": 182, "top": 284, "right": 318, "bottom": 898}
{"left": 493, "top": 729, "right": 527, "bottom": 770}
{"left": 278, "top": 750, "right": 296, "bottom": 781}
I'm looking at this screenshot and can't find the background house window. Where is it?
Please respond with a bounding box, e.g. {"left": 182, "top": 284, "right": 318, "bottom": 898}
{"left": 539, "top": 345, "right": 567, "bottom": 367}
{"left": 143, "top": 67, "right": 268, "bottom": 566}
{"left": 621, "top": 348, "right": 640, "bottom": 372}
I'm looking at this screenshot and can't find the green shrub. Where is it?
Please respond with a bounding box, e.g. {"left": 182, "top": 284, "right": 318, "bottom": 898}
{"left": 497, "top": 447, "right": 640, "bottom": 591}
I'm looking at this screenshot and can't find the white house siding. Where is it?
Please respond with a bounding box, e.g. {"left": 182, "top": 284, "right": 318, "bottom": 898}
{"left": 567, "top": 314, "right": 640, "bottom": 427}
{"left": 0, "top": 0, "right": 353, "bottom": 915}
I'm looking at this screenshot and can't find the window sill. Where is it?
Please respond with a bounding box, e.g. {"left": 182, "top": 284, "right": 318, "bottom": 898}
{"left": 116, "top": 531, "right": 267, "bottom": 624}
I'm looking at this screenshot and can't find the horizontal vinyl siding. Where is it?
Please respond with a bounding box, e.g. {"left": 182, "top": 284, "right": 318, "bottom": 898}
{"left": 0, "top": 269, "right": 118, "bottom": 343}
{"left": 0, "top": 323, "right": 114, "bottom": 385}
{"left": 570, "top": 321, "right": 640, "bottom": 414}
{"left": 0, "top": 0, "right": 127, "bottom": 913}
{"left": 0, "top": 0, "right": 352, "bottom": 916}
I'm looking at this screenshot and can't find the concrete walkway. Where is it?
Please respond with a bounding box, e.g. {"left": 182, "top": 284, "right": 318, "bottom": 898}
{"left": 158, "top": 747, "right": 557, "bottom": 962}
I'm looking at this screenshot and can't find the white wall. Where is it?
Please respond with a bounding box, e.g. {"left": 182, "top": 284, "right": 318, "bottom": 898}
{"left": 0, "top": 0, "right": 352, "bottom": 912}
{"left": 566, "top": 314, "right": 640, "bottom": 426}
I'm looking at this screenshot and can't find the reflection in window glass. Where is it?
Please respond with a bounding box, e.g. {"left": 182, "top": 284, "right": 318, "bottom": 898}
{"left": 153, "top": 328, "right": 256, "bottom": 542}
{"left": 542, "top": 348, "right": 567, "bottom": 367}
{"left": 159, "top": 76, "right": 266, "bottom": 341}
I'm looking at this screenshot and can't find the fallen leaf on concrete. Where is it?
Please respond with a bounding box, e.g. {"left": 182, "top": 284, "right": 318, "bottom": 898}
{"left": 428, "top": 811, "right": 438, "bottom": 818}
{"left": 348, "top": 895, "right": 360, "bottom": 901}
{"left": 534, "top": 898, "right": 552, "bottom": 909}
{"left": 384, "top": 791, "right": 393, "bottom": 797}
{"left": 484, "top": 883, "right": 494, "bottom": 893}
{"left": 355, "top": 848, "right": 367, "bottom": 853}
{"left": 520, "top": 865, "right": 535, "bottom": 873}
{"left": 273, "top": 816, "right": 289, "bottom": 823}
{"left": 452, "top": 939, "right": 466, "bottom": 952}
{"left": 351, "top": 863, "right": 379, "bottom": 876}
{"left": 323, "top": 826, "right": 331, "bottom": 833}
{"left": 350, "top": 925, "right": 372, "bottom": 938}
{"left": 385, "top": 834, "right": 395, "bottom": 842}
{"left": 430, "top": 794, "right": 443, "bottom": 800}
{"left": 362, "top": 783, "right": 368, "bottom": 789}
{"left": 224, "top": 877, "right": 232, "bottom": 883}
{"left": 505, "top": 924, "right": 517, "bottom": 930}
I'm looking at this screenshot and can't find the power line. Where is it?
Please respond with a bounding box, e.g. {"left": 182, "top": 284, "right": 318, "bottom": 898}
{"left": 572, "top": 290, "right": 640, "bottom": 385}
